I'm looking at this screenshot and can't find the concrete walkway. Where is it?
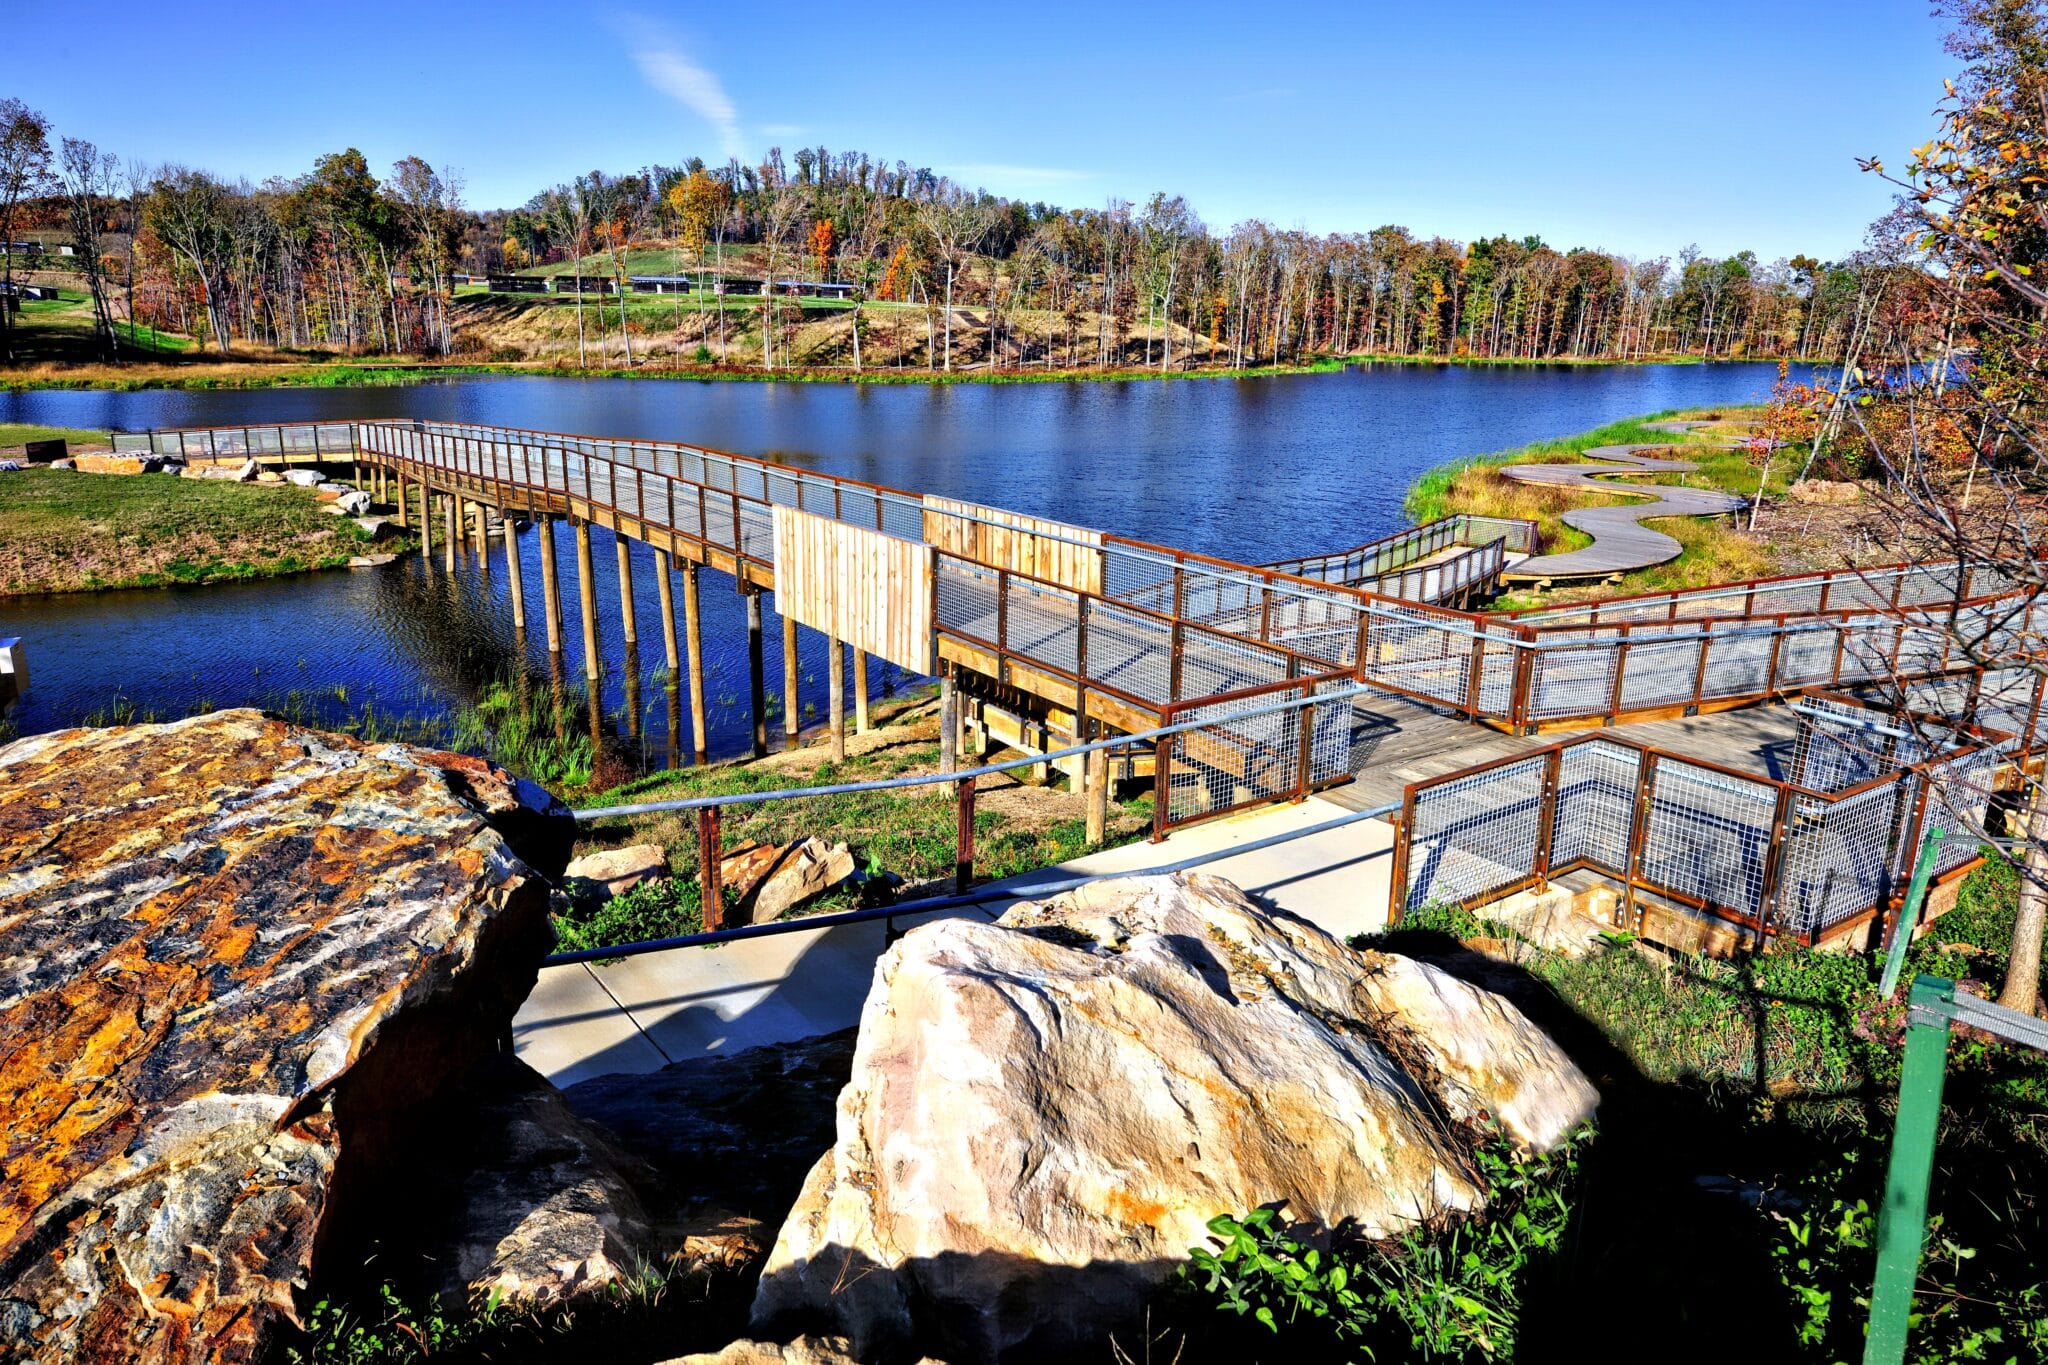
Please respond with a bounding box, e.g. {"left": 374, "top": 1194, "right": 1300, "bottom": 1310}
{"left": 1502, "top": 420, "right": 1744, "bottom": 583}
{"left": 513, "top": 794, "right": 1395, "bottom": 1087}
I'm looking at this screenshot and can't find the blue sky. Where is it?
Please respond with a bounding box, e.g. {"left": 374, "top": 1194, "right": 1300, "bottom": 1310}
{"left": 19, "top": 1, "right": 1952, "bottom": 261}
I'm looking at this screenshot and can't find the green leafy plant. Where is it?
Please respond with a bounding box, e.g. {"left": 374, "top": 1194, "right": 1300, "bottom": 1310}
{"left": 1179, "top": 1121, "right": 1591, "bottom": 1361}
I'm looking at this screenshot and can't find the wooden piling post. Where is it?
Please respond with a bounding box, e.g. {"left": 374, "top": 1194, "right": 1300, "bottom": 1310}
{"left": 747, "top": 589, "right": 768, "bottom": 759}
{"left": 653, "top": 549, "right": 681, "bottom": 674}
{"left": 955, "top": 775, "right": 976, "bottom": 893}
{"left": 538, "top": 515, "right": 564, "bottom": 654}
{"left": 419, "top": 486, "right": 433, "bottom": 559}
{"left": 574, "top": 521, "right": 600, "bottom": 684}
{"left": 1086, "top": 729, "right": 1110, "bottom": 846}
{"left": 682, "top": 562, "right": 709, "bottom": 765}
{"left": 939, "top": 667, "right": 958, "bottom": 773}
{"left": 443, "top": 494, "right": 457, "bottom": 574}
{"left": 782, "top": 612, "right": 800, "bottom": 746}
{"left": 473, "top": 503, "right": 490, "bottom": 575}
{"left": 853, "top": 647, "right": 870, "bottom": 734}
{"left": 614, "top": 536, "right": 638, "bottom": 646}
{"left": 502, "top": 515, "right": 525, "bottom": 630}
{"left": 828, "top": 633, "right": 847, "bottom": 762}
{"left": 395, "top": 473, "right": 408, "bottom": 527}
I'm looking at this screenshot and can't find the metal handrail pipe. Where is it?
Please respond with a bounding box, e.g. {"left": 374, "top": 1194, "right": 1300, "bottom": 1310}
{"left": 544, "top": 798, "right": 1400, "bottom": 965}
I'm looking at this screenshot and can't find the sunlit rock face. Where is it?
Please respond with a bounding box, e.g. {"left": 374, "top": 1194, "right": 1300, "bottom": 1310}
{"left": 752, "top": 873, "right": 1598, "bottom": 1362}
{"left": 0, "top": 710, "right": 565, "bottom": 1364}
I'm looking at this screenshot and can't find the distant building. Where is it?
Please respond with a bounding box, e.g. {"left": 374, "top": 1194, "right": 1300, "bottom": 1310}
{"left": 486, "top": 274, "right": 551, "bottom": 294}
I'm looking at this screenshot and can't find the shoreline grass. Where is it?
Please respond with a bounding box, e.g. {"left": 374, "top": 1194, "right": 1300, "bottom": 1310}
{"left": 0, "top": 468, "right": 410, "bottom": 595}
{"left": 1404, "top": 405, "right": 1807, "bottom": 597}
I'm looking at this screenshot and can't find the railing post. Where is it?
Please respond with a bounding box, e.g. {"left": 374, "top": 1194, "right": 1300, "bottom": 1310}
{"left": 1152, "top": 710, "right": 1175, "bottom": 843}
{"left": 1294, "top": 687, "right": 1316, "bottom": 802}
{"left": 955, "top": 773, "right": 977, "bottom": 893}
{"left": 1387, "top": 788, "right": 1415, "bottom": 925}
{"left": 1533, "top": 746, "right": 1563, "bottom": 890}
{"left": 1861, "top": 976, "right": 1955, "bottom": 1365}
{"left": 697, "top": 805, "right": 724, "bottom": 930}
{"left": 1169, "top": 620, "right": 1186, "bottom": 703}
{"left": 1620, "top": 751, "right": 1659, "bottom": 932}
{"left": 1607, "top": 627, "right": 1631, "bottom": 723}
{"left": 1756, "top": 783, "right": 1796, "bottom": 944}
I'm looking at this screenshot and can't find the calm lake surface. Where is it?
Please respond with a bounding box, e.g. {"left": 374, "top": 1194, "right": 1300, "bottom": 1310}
{"left": 1, "top": 363, "right": 1789, "bottom": 762}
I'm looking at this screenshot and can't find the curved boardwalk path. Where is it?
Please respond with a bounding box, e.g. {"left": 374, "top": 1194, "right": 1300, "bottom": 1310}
{"left": 1501, "top": 419, "right": 1743, "bottom": 584}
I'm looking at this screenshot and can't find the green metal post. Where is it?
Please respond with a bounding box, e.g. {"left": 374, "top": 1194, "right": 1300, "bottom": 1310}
{"left": 1862, "top": 975, "right": 1956, "bottom": 1365}
{"left": 1879, "top": 829, "right": 1945, "bottom": 1001}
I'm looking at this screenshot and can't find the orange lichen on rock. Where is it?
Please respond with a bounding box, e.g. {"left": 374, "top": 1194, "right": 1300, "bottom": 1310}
{"left": 0, "top": 710, "right": 567, "bottom": 1364}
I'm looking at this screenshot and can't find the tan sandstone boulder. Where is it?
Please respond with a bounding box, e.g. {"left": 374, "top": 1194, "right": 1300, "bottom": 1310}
{"left": 751, "top": 873, "right": 1597, "bottom": 1361}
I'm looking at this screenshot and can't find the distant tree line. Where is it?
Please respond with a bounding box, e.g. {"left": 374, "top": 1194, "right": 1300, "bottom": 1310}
{"left": 0, "top": 106, "right": 1881, "bottom": 369}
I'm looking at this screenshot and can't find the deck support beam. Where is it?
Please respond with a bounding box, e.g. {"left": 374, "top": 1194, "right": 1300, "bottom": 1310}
{"left": 653, "top": 549, "right": 681, "bottom": 674}
{"left": 828, "top": 633, "right": 847, "bottom": 762}
{"left": 681, "top": 563, "right": 708, "bottom": 765}
{"left": 615, "top": 537, "right": 638, "bottom": 646}
{"left": 503, "top": 516, "right": 526, "bottom": 630}
{"left": 574, "top": 521, "right": 600, "bottom": 684}
{"left": 782, "top": 612, "right": 800, "bottom": 747}
{"left": 538, "top": 515, "right": 563, "bottom": 654}
{"left": 747, "top": 590, "right": 768, "bottom": 759}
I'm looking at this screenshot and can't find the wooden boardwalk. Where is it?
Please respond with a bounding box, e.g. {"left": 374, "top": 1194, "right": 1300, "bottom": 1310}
{"left": 1501, "top": 420, "right": 1745, "bottom": 584}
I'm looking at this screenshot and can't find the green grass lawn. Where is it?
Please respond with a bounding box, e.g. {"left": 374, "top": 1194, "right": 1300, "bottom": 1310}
{"left": 0, "top": 467, "right": 407, "bottom": 593}
{"left": 0, "top": 423, "right": 107, "bottom": 448}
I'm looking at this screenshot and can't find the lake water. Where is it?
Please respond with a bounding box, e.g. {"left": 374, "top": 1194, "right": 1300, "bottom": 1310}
{"left": 1, "top": 363, "right": 1789, "bottom": 761}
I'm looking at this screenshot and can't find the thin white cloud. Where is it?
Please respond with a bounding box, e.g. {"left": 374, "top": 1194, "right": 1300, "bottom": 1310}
{"left": 948, "top": 163, "right": 1093, "bottom": 189}
{"left": 758, "top": 123, "right": 805, "bottom": 139}
{"left": 615, "top": 14, "right": 745, "bottom": 161}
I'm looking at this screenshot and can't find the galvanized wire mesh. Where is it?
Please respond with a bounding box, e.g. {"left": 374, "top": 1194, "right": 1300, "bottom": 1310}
{"left": 1403, "top": 754, "right": 1548, "bottom": 913}
{"left": 1527, "top": 634, "right": 1620, "bottom": 719}
{"left": 1636, "top": 758, "right": 1778, "bottom": 921}
{"left": 1551, "top": 740, "right": 1641, "bottom": 873}
{"left": 1776, "top": 782, "right": 1907, "bottom": 937}
{"left": 1164, "top": 690, "right": 1304, "bottom": 824}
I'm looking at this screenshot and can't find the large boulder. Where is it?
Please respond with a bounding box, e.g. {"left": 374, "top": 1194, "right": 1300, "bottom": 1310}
{"left": 751, "top": 874, "right": 1597, "bottom": 1361}
{"left": 0, "top": 710, "right": 570, "bottom": 1363}
{"left": 418, "top": 1054, "right": 662, "bottom": 1307}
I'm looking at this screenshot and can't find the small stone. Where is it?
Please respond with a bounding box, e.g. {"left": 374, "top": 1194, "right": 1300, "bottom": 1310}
{"left": 48, "top": 459, "right": 74, "bottom": 470}
{"left": 347, "top": 553, "right": 399, "bottom": 569}
{"left": 234, "top": 458, "right": 259, "bottom": 482}
{"left": 564, "top": 844, "right": 669, "bottom": 899}
{"left": 744, "top": 837, "right": 855, "bottom": 924}
{"left": 284, "top": 469, "right": 324, "bottom": 488}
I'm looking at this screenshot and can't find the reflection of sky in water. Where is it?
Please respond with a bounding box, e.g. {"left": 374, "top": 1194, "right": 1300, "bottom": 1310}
{"left": 2, "top": 364, "right": 1787, "bottom": 759}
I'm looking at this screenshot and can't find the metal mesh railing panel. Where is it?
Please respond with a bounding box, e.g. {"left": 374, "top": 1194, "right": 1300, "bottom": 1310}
{"left": 1403, "top": 754, "right": 1548, "bottom": 913}
{"left": 1618, "top": 635, "right": 1702, "bottom": 710}
{"left": 1165, "top": 691, "right": 1304, "bottom": 825}
{"left": 1527, "top": 639, "right": 1619, "bottom": 719}
{"left": 1636, "top": 759, "right": 1779, "bottom": 921}
{"left": 1551, "top": 740, "right": 1641, "bottom": 873}
{"left": 1776, "top": 782, "right": 1906, "bottom": 937}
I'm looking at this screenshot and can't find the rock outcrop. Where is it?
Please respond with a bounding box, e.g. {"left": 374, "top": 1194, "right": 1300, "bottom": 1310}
{"left": 419, "top": 1055, "right": 662, "bottom": 1307}
{"left": 0, "top": 710, "right": 571, "bottom": 1363}
{"left": 752, "top": 873, "right": 1597, "bottom": 1361}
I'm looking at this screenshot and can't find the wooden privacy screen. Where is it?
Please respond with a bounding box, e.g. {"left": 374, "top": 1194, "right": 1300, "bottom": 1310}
{"left": 921, "top": 495, "right": 1104, "bottom": 595}
{"left": 771, "top": 506, "right": 933, "bottom": 673}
